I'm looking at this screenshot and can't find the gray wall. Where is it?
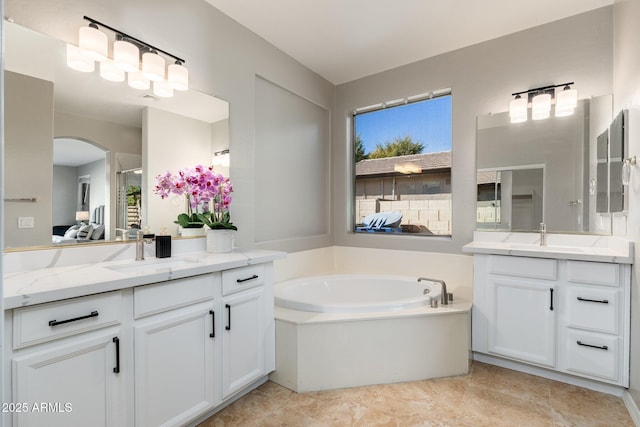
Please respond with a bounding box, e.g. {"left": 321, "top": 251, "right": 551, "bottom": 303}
{"left": 52, "top": 165, "right": 77, "bottom": 225}
{"left": 613, "top": 0, "right": 640, "bottom": 412}
{"left": 4, "top": 71, "right": 54, "bottom": 247}
{"left": 77, "top": 158, "right": 107, "bottom": 220}
{"left": 333, "top": 7, "right": 613, "bottom": 253}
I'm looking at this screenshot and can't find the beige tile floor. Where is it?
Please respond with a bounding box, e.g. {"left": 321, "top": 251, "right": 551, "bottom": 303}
{"left": 198, "top": 362, "right": 635, "bottom": 426}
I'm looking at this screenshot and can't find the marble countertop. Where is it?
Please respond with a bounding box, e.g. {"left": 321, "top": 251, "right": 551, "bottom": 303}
{"left": 4, "top": 249, "right": 286, "bottom": 310}
{"left": 463, "top": 231, "right": 633, "bottom": 264}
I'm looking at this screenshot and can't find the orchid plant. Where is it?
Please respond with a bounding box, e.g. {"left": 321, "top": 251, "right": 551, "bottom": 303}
{"left": 154, "top": 164, "right": 236, "bottom": 230}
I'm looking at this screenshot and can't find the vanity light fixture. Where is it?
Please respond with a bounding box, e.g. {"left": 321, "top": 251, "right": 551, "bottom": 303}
{"left": 509, "top": 82, "right": 577, "bottom": 123}
{"left": 212, "top": 149, "right": 230, "bottom": 167}
{"left": 66, "top": 44, "right": 95, "bottom": 72}
{"left": 67, "top": 16, "right": 189, "bottom": 96}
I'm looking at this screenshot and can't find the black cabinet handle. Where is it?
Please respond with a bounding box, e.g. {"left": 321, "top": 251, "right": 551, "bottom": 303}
{"left": 225, "top": 304, "right": 231, "bottom": 331}
{"left": 549, "top": 288, "right": 554, "bottom": 311}
{"left": 577, "top": 340, "right": 608, "bottom": 351}
{"left": 49, "top": 310, "right": 99, "bottom": 327}
{"left": 209, "top": 310, "right": 215, "bottom": 338}
{"left": 577, "top": 297, "right": 609, "bottom": 304}
{"left": 237, "top": 275, "right": 259, "bottom": 283}
{"left": 113, "top": 337, "right": 120, "bottom": 374}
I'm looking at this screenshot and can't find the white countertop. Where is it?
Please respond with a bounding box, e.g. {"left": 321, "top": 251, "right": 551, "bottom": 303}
{"left": 462, "top": 231, "right": 633, "bottom": 264}
{"left": 4, "top": 249, "right": 286, "bottom": 310}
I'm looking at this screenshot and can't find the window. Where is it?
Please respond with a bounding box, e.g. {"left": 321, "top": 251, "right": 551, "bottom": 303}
{"left": 353, "top": 92, "right": 452, "bottom": 236}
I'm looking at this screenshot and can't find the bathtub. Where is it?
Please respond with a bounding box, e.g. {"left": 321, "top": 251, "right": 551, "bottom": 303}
{"left": 270, "top": 274, "right": 471, "bottom": 393}
{"left": 274, "top": 274, "right": 442, "bottom": 313}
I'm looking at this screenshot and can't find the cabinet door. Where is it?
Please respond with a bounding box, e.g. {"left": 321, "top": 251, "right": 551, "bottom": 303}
{"left": 12, "top": 330, "right": 124, "bottom": 427}
{"left": 134, "top": 304, "right": 218, "bottom": 427}
{"left": 487, "top": 278, "right": 556, "bottom": 367}
{"left": 222, "top": 287, "right": 265, "bottom": 398}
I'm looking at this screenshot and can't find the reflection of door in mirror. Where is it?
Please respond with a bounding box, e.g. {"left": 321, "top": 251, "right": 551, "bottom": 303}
{"left": 117, "top": 169, "right": 142, "bottom": 233}
{"left": 477, "top": 167, "right": 543, "bottom": 231}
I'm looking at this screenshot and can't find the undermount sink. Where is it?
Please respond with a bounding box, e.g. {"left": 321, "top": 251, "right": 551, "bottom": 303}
{"left": 106, "top": 257, "right": 202, "bottom": 274}
{"left": 507, "top": 243, "right": 586, "bottom": 253}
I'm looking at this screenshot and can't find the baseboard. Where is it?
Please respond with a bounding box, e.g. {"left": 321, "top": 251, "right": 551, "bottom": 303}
{"left": 473, "top": 352, "right": 625, "bottom": 397}
{"left": 622, "top": 391, "right": 640, "bottom": 427}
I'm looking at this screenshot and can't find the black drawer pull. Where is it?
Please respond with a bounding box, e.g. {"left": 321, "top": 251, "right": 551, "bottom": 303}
{"left": 577, "top": 297, "right": 609, "bottom": 304}
{"left": 577, "top": 340, "right": 608, "bottom": 351}
{"left": 225, "top": 304, "right": 231, "bottom": 331}
{"left": 113, "top": 337, "right": 120, "bottom": 374}
{"left": 209, "top": 310, "right": 215, "bottom": 338}
{"left": 237, "top": 274, "right": 259, "bottom": 283}
{"left": 549, "top": 288, "right": 554, "bottom": 311}
{"left": 49, "top": 310, "right": 99, "bottom": 327}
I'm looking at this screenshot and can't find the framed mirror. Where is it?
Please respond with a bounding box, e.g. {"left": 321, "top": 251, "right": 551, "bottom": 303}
{"left": 3, "top": 22, "right": 229, "bottom": 250}
{"left": 476, "top": 97, "right": 614, "bottom": 234}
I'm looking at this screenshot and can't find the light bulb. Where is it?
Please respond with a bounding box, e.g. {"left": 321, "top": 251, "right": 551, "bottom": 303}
{"left": 66, "top": 43, "right": 95, "bottom": 72}
{"left": 509, "top": 96, "right": 527, "bottom": 123}
{"left": 168, "top": 62, "right": 189, "bottom": 91}
{"left": 532, "top": 93, "right": 551, "bottom": 120}
{"left": 100, "top": 59, "right": 125, "bottom": 82}
{"left": 128, "top": 70, "right": 150, "bottom": 90}
{"left": 142, "top": 51, "right": 165, "bottom": 81}
{"left": 114, "top": 40, "right": 140, "bottom": 72}
{"left": 78, "top": 24, "right": 108, "bottom": 61}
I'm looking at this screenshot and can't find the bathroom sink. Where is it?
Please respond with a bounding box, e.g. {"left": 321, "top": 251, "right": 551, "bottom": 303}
{"left": 507, "top": 243, "right": 586, "bottom": 253}
{"left": 106, "top": 257, "right": 202, "bottom": 274}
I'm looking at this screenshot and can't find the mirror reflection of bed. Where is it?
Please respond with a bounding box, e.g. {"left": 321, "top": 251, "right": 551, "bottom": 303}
{"left": 52, "top": 137, "right": 108, "bottom": 244}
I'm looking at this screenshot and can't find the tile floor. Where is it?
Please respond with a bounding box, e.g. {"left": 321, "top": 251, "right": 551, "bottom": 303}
{"left": 198, "top": 362, "right": 634, "bottom": 426}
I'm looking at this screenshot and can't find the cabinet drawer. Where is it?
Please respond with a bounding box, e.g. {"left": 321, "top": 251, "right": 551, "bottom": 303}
{"left": 13, "top": 292, "right": 122, "bottom": 349}
{"left": 566, "top": 286, "right": 619, "bottom": 334}
{"left": 567, "top": 261, "right": 619, "bottom": 287}
{"left": 134, "top": 274, "right": 217, "bottom": 319}
{"left": 222, "top": 264, "right": 265, "bottom": 295}
{"left": 489, "top": 256, "right": 557, "bottom": 280}
{"left": 565, "top": 330, "right": 619, "bottom": 381}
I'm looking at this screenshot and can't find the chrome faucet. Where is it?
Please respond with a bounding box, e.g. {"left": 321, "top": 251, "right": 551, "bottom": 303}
{"left": 539, "top": 222, "right": 547, "bottom": 247}
{"left": 418, "top": 277, "right": 449, "bottom": 305}
{"left": 135, "top": 230, "right": 153, "bottom": 261}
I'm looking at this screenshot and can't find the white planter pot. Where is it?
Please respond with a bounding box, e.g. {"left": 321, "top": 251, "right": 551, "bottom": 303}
{"left": 206, "top": 229, "right": 235, "bottom": 253}
{"left": 180, "top": 227, "right": 205, "bottom": 237}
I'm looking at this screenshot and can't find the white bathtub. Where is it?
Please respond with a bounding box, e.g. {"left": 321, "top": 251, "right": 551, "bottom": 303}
{"left": 270, "top": 274, "right": 471, "bottom": 393}
{"left": 274, "top": 274, "right": 442, "bottom": 313}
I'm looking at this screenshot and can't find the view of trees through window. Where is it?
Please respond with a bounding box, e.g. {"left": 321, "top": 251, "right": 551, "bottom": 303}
{"left": 353, "top": 94, "right": 452, "bottom": 236}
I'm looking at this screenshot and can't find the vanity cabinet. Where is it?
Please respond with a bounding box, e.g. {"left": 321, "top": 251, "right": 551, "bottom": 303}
{"left": 3, "top": 259, "right": 278, "bottom": 427}
{"left": 473, "top": 254, "right": 631, "bottom": 387}
{"left": 133, "top": 275, "right": 220, "bottom": 427}
{"left": 7, "top": 292, "right": 127, "bottom": 427}
{"left": 221, "top": 264, "right": 274, "bottom": 398}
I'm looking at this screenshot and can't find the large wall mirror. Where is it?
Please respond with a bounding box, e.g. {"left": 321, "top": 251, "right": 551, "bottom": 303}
{"left": 4, "top": 22, "right": 229, "bottom": 250}
{"left": 476, "top": 96, "right": 621, "bottom": 234}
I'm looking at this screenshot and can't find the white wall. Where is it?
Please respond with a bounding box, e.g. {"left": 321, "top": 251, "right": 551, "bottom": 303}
{"left": 4, "top": 71, "right": 53, "bottom": 248}
{"left": 77, "top": 158, "right": 106, "bottom": 220}
{"left": 333, "top": 7, "right": 613, "bottom": 254}
{"left": 143, "top": 107, "right": 212, "bottom": 236}
{"left": 613, "top": 0, "right": 640, "bottom": 412}
{"left": 52, "top": 165, "right": 77, "bottom": 225}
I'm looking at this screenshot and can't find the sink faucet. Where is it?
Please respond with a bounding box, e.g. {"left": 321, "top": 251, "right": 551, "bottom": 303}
{"left": 135, "top": 230, "right": 153, "bottom": 261}
{"left": 540, "top": 222, "right": 547, "bottom": 247}
{"left": 418, "top": 277, "right": 448, "bottom": 305}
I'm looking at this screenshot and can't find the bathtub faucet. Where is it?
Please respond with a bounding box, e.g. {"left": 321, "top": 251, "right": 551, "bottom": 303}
{"left": 418, "top": 277, "right": 449, "bottom": 305}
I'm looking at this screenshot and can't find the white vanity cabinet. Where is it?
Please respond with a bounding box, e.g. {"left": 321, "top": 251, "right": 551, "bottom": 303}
{"left": 3, "top": 254, "right": 281, "bottom": 427}
{"left": 473, "top": 254, "right": 631, "bottom": 387}
{"left": 6, "top": 292, "right": 128, "bottom": 427}
{"left": 133, "top": 274, "right": 220, "bottom": 427}
{"left": 220, "top": 264, "right": 275, "bottom": 398}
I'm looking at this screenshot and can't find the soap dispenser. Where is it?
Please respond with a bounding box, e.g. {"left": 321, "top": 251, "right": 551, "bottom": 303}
{"left": 155, "top": 227, "right": 171, "bottom": 258}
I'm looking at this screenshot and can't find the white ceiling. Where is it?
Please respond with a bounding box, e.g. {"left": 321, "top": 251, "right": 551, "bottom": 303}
{"left": 206, "top": 0, "right": 613, "bottom": 84}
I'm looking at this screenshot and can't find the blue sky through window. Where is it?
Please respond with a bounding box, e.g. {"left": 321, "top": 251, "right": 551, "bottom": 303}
{"left": 355, "top": 95, "right": 451, "bottom": 155}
